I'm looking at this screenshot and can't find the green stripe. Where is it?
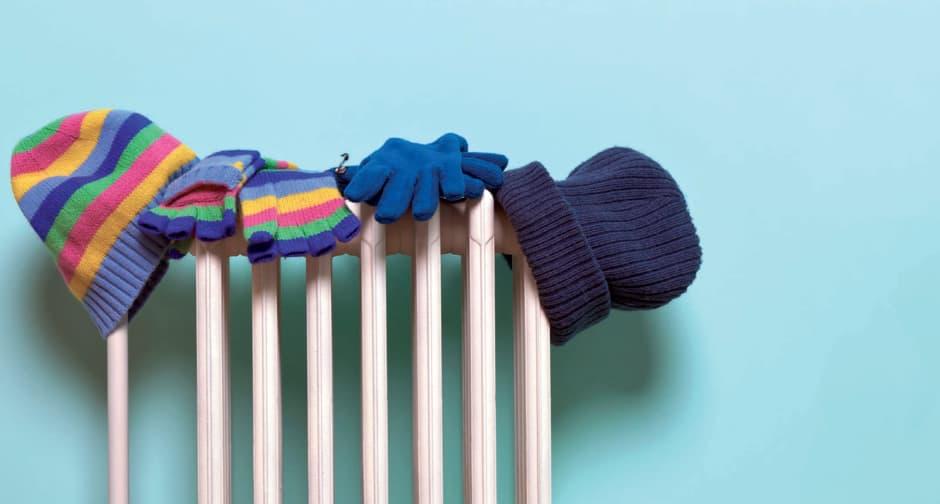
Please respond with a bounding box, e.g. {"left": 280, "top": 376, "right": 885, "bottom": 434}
{"left": 13, "top": 118, "right": 65, "bottom": 154}
{"left": 151, "top": 204, "right": 225, "bottom": 222}
{"left": 150, "top": 194, "right": 233, "bottom": 221}
{"left": 243, "top": 206, "right": 351, "bottom": 240}
{"left": 44, "top": 123, "right": 165, "bottom": 255}
{"left": 244, "top": 220, "right": 277, "bottom": 238}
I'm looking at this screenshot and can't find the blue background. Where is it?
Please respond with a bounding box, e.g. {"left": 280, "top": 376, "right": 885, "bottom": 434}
{"left": 1, "top": 0, "right": 938, "bottom": 502}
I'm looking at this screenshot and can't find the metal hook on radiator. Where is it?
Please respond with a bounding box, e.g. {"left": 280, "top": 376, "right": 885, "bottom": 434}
{"left": 334, "top": 152, "right": 350, "bottom": 175}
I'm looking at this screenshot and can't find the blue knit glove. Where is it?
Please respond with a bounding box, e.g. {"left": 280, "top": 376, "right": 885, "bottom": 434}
{"left": 337, "top": 133, "right": 508, "bottom": 223}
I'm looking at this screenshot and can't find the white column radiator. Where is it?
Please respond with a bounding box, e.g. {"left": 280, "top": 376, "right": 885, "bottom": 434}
{"left": 105, "top": 193, "right": 552, "bottom": 503}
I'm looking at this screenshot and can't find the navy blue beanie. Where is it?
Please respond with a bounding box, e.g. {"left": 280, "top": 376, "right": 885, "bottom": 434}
{"left": 495, "top": 147, "right": 701, "bottom": 345}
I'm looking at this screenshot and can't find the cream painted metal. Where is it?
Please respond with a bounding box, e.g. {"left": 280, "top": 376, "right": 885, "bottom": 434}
{"left": 462, "top": 195, "right": 497, "bottom": 503}
{"left": 194, "top": 241, "right": 231, "bottom": 504}
{"left": 107, "top": 319, "right": 129, "bottom": 504}
{"left": 306, "top": 254, "right": 334, "bottom": 504}
{"left": 105, "top": 193, "right": 553, "bottom": 504}
{"left": 252, "top": 261, "right": 283, "bottom": 504}
{"left": 513, "top": 256, "right": 553, "bottom": 503}
{"left": 412, "top": 210, "right": 443, "bottom": 504}
{"left": 358, "top": 204, "right": 389, "bottom": 504}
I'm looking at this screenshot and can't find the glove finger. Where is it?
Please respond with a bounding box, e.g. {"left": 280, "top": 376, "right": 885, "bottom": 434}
{"left": 463, "top": 175, "right": 485, "bottom": 199}
{"left": 247, "top": 230, "right": 277, "bottom": 263}
{"left": 461, "top": 158, "right": 504, "bottom": 189}
{"left": 412, "top": 168, "right": 439, "bottom": 221}
{"left": 300, "top": 199, "right": 343, "bottom": 254}
{"left": 138, "top": 209, "right": 169, "bottom": 237}
{"left": 307, "top": 229, "right": 338, "bottom": 256}
{"left": 438, "top": 164, "right": 465, "bottom": 201}
{"left": 331, "top": 206, "right": 361, "bottom": 242}
{"left": 432, "top": 132, "right": 468, "bottom": 152}
{"left": 343, "top": 163, "right": 390, "bottom": 202}
{"left": 272, "top": 208, "right": 307, "bottom": 257}
{"left": 222, "top": 194, "right": 238, "bottom": 238}
{"left": 245, "top": 210, "right": 278, "bottom": 263}
{"left": 194, "top": 205, "right": 227, "bottom": 242}
{"left": 165, "top": 215, "right": 196, "bottom": 241}
{"left": 276, "top": 233, "right": 309, "bottom": 258}
{"left": 277, "top": 204, "right": 320, "bottom": 258}
{"left": 375, "top": 168, "right": 418, "bottom": 224}
{"left": 463, "top": 152, "right": 508, "bottom": 170}
{"left": 241, "top": 178, "right": 279, "bottom": 263}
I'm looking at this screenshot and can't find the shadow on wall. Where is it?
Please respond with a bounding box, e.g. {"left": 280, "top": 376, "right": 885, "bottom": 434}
{"left": 551, "top": 308, "right": 670, "bottom": 432}
{"left": 553, "top": 308, "right": 667, "bottom": 408}
{"left": 29, "top": 243, "right": 198, "bottom": 407}
{"left": 28, "top": 244, "right": 673, "bottom": 502}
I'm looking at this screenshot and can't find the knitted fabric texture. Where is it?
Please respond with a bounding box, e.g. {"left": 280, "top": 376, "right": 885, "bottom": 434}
{"left": 495, "top": 147, "right": 701, "bottom": 345}
{"left": 10, "top": 109, "right": 198, "bottom": 336}
{"left": 558, "top": 147, "right": 701, "bottom": 310}
{"left": 240, "top": 168, "right": 360, "bottom": 263}
{"left": 138, "top": 150, "right": 283, "bottom": 242}
{"left": 338, "top": 133, "right": 509, "bottom": 224}
{"left": 495, "top": 162, "right": 612, "bottom": 345}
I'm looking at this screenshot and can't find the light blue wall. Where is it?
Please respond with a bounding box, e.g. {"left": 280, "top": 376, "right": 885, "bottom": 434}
{"left": 1, "top": 0, "right": 938, "bottom": 502}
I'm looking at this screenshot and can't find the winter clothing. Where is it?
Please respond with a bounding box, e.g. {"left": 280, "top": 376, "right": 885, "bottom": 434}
{"left": 10, "top": 109, "right": 198, "bottom": 336}
{"left": 338, "top": 133, "right": 508, "bottom": 223}
{"left": 240, "top": 168, "right": 360, "bottom": 263}
{"left": 137, "top": 150, "right": 275, "bottom": 241}
{"left": 495, "top": 147, "right": 701, "bottom": 345}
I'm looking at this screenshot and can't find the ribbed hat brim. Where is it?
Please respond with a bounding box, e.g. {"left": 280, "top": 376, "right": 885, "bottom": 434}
{"left": 495, "top": 162, "right": 611, "bottom": 345}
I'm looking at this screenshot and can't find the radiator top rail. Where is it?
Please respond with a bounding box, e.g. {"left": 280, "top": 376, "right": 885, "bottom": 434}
{"left": 204, "top": 201, "right": 522, "bottom": 257}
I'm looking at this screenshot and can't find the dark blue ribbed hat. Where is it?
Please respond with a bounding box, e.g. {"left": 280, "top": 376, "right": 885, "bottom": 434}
{"left": 495, "top": 147, "right": 701, "bottom": 345}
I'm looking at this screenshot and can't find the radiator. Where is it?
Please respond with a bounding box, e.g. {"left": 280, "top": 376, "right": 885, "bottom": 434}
{"left": 105, "top": 192, "right": 552, "bottom": 503}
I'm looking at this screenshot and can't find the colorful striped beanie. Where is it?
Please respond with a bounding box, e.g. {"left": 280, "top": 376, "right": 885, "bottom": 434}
{"left": 10, "top": 109, "right": 198, "bottom": 337}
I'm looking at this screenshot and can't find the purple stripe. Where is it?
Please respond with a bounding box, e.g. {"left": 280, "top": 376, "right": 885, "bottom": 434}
{"left": 248, "top": 168, "right": 335, "bottom": 185}
{"left": 19, "top": 110, "right": 134, "bottom": 221}
{"left": 31, "top": 112, "right": 152, "bottom": 240}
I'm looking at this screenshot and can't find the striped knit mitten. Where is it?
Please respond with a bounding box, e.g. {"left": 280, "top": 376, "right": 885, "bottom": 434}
{"left": 240, "top": 168, "right": 360, "bottom": 263}
{"left": 138, "top": 150, "right": 271, "bottom": 241}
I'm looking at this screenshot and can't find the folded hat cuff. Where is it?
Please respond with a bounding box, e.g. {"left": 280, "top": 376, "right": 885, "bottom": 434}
{"left": 495, "top": 162, "right": 611, "bottom": 345}
{"left": 81, "top": 219, "right": 171, "bottom": 337}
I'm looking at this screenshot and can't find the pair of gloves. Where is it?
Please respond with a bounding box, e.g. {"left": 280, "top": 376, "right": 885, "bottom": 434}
{"left": 136, "top": 134, "right": 507, "bottom": 262}
{"left": 138, "top": 150, "right": 357, "bottom": 263}
{"left": 338, "top": 133, "right": 508, "bottom": 223}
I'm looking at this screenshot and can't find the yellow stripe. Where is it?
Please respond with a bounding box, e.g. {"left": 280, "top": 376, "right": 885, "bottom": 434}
{"left": 241, "top": 187, "right": 341, "bottom": 216}
{"left": 278, "top": 188, "right": 340, "bottom": 213}
{"left": 241, "top": 195, "right": 277, "bottom": 216}
{"left": 67, "top": 144, "right": 198, "bottom": 298}
{"left": 12, "top": 109, "right": 112, "bottom": 201}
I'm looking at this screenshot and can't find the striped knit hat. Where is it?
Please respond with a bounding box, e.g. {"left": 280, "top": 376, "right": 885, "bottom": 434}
{"left": 10, "top": 109, "right": 198, "bottom": 337}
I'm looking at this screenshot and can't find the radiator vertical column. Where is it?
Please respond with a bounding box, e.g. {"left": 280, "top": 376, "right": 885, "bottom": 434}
{"left": 195, "top": 241, "right": 232, "bottom": 504}
{"left": 513, "top": 256, "right": 552, "bottom": 504}
{"left": 307, "top": 255, "right": 334, "bottom": 504}
{"left": 359, "top": 204, "right": 388, "bottom": 504}
{"left": 462, "top": 192, "right": 497, "bottom": 504}
{"left": 413, "top": 210, "right": 443, "bottom": 504}
{"left": 107, "top": 319, "right": 129, "bottom": 504}
{"left": 252, "top": 261, "right": 282, "bottom": 504}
